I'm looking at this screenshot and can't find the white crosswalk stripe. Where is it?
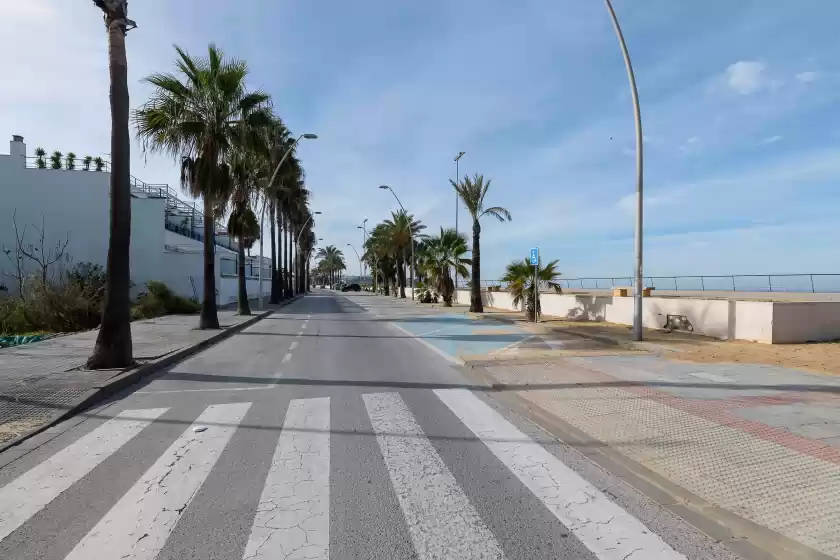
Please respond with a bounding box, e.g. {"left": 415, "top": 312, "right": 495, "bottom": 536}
{"left": 0, "top": 407, "right": 168, "bottom": 542}
{"left": 243, "top": 397, "right": 330, "bottom": 560}
{"left": 0, "top": 392, "right": 697, "bottom": 559}
{"left": 363, "top": 392, "right": 507, "bottom": 560}
{"left": 64, "top": 402, "right": 251, "bottom": 560}
{"left": 435, "top": 389, "right": 686, "bottom": 560}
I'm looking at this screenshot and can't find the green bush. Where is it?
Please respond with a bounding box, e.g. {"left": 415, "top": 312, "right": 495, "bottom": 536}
{"left": 0, "top": 279, "right": 101, "bottom": 335}
{"left": 132, "top": 281, "right": 201, "bottom": 319}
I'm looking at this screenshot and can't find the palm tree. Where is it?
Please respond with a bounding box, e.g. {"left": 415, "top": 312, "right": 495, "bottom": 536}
{"left": 381, "top": 211, "right": 425, "bottom": 298}
{"left": 134, "top": 44, "right": 272, "bottom": 329}
{"left": 316, "top": 245, "right": 345, "bottom": 288}
{"left": 451, "top": 173, "right": 512, "bottom": 313}
{"left": 227, "top": 152, "right": 262, "bottom": 315}
{"left": 501, "top": 258, "right": 562, "bottom": 321}
{"left": 364, "top": 224, "right": 394, "bottom": 295}
{"left": 87, "top": 0, "right": 133, "bottom": 369}
{"left": 260, "top": 118, "right": 290, "bottom": 303}
{"left": 34, "top": 147, "right": 47, "bottom": 168}
{"left": 419, "top": 227, "right": 471, "bottom": 306}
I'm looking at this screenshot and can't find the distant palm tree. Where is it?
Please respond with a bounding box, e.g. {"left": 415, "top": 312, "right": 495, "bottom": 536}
{"left": 451, "top": 173, "right": 512, "bottom": 313}
{"left": 87, "top": 0, "right": 134, "bottom": 369}
{"left": 382, "top": 211, "right": 425, "bottom": 298}
{"left": 50, "top": 151, "right": 63, "bottom": 169}
{"left": 227, "top": 200, "right": 260, "bottom": 315}
{"left": 501, "top": 258, "right": 562, "bottom": 321}
{"left": 83, "top": 155, "right": 93, "bottom": 171}
{"left": 134, "top": 44, "right": 273, "bottom": 328}
{"left": 316, "top": 245, "right": 345, "bottom": 288}
{"left": 419, "top": 227, "right": 471, "bottom": 306}
{"left": 66, "top": 152, "right": 77, "bottom": 170}
{"left": 34, "top": 147, "right": 47, "bottom": 168}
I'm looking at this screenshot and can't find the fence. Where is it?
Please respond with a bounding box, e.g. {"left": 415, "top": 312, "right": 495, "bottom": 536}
{"left": 456, "top": 274, "right": 840, "bottom": 294}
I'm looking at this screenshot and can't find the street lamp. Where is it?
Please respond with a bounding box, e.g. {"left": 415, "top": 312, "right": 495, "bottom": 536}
{"left": 604, "top": 0, "right": 644, "bottom": 341}
{"left": 379, "top": 185, "right": 416, "bottom": 300}
{"left": 258, "top": 132, "right": 317, "bottom": 309}
{"left": 294, "top": 211, "right": 321, "bottom": 296}
{"left": 454, "top": 151, "right": 465, "bottom": 234}
{"left": 346, "top": 244, "right": 362, "bottom": 279}
{"left": 357, "top": 218, "right": 368, "bottom": 278}
{"left": 305, "top": 237, "right": 324, "bottom": 291}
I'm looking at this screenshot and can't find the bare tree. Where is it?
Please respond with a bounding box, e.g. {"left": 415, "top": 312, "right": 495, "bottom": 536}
{"left": 3, "top": 211, "right": 70, "bottom": 299}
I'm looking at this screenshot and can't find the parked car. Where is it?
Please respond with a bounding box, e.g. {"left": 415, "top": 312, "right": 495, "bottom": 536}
{"left": 341, "top": 283, "right": 361, "bottom": 292}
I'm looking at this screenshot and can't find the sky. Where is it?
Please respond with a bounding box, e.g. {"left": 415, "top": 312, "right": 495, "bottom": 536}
{"left": 3, "top": 0, "right": 840, "bottom": 282}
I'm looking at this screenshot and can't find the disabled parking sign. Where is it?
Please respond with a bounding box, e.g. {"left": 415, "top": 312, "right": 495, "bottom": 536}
{"left": 530, "top": 247, "right": 539, "bottom": 265}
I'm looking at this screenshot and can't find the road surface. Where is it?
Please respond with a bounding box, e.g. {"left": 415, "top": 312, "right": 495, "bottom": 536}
{"left": 0, "top": 293, "right": 738, "bottom": 559}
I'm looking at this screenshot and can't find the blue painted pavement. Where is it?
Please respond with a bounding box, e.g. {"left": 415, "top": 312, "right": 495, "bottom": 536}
{"left": 391, "top": 313, "right": 530, "bottom": 359}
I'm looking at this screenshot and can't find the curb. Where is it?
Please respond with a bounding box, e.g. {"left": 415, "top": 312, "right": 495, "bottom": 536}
{"left": 0, "top": 297, "right": 299, "bottom": 455}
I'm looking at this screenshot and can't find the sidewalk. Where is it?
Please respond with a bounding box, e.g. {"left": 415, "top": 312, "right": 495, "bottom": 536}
{"left": 471, "top": 354, "right": 840, "bottom": 558}
{"left": 0, "top": 307, "right": 277, "bottom": 449}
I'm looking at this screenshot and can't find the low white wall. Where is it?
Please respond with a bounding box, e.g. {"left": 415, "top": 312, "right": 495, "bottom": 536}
{"left": 771, "top": 302, "right": 840, "bottom": 343}
{"left": 218, "top": 275, "right": 262, "bottom": 305}
{"left": 732, "top": 300, "right": 774, "bottom": 343}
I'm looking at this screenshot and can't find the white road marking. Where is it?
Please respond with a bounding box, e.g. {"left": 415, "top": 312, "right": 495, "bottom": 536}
{"left": 289, "top": 341, "right": 299, "bottom": 351}
{"left": 301, "top": 323, "right": 308, "bottom": 329}
{"left": 363, "top": 392, "right": 505, "bottom": 559}
{"left": 297, "top": 331, "right": 304, "bottom": 337}
{"left": 64, "top": 402, "right": 252, "bottom": 560}
{"left": 243, "top": 398, "right": 330, "bottom": 560}
{"left": 0, "top": 408, "right": 167, "bottom": 542}
{"left": 282, "top": 353, "right": 292, "bottom": 363}
{"left": 435, "top": 389, "right": 686, "bottom": 560}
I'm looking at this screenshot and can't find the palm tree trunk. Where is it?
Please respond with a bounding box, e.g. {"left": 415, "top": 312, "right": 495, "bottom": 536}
{"left": 199, "top": 195, "right": 221, "bottom": 328}
{"left": 471, "top": 219, "right": 483, "bottom": 313}
{"left": 87, "top": 7, "right": 133, "bottom": 369}
{"left": 236, "top": 241, "right": 251, "bottom": 315}
{"left": 269, "top": 200, "right": 279, "bottom": 304}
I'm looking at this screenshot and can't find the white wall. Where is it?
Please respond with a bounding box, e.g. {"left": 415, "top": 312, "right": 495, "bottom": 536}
{"left": 1, "top": 139, "right": 162, "bottom": 292}
{"left": 218, "top": 275, "right": 262, "bottom": 305}
{"left": 771, "top": 302, "right": 840, "bottom": 343}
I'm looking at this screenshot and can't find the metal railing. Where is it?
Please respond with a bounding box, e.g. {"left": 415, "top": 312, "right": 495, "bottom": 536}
{"left": 219, "top": 257, "right": 271, "bottom": 279}
{"left": 457, "top": 274, "right": 840, "bottom": 293}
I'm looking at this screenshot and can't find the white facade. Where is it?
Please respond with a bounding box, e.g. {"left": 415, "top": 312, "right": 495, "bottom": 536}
{"left": 1, "top": 135, "right": 267, "bottom": 304}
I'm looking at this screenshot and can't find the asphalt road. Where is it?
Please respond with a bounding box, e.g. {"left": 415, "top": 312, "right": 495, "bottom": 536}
{"left": 0, "top": 292, "right": 739, "bottom": 559}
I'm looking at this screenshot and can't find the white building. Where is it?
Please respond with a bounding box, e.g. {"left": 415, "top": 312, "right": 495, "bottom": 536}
{"left": 0, "top": 135, "right": 267, "bottom": 304}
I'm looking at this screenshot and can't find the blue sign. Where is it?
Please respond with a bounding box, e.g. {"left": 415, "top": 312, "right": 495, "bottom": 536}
{"left": 529, "top": 247, "right": 539, "bottom": 265}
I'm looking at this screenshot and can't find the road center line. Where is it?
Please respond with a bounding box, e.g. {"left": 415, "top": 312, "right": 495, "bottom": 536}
{"left": 289, "top": 341, "right": 299, "bottom": 350}
{"left": 0, "top": 408, "right": 168, "bottom": 542}
{"left": 282, "top": 353, "right": 292, "bottom": 363}
{"left": 434, "top": 389, "right": 686, "bottom": 560}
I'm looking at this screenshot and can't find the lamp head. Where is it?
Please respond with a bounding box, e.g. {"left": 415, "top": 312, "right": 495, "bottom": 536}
{"left": 303, "top": 133, "right": 318, "bottom": 140}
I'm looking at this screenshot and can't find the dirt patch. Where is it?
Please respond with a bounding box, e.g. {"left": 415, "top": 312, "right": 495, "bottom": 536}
{"left": 0, "top": 417, "right": 49, "bottom": 445}
{"left": 479, "top": 307, "right": 840, "bottom": 376}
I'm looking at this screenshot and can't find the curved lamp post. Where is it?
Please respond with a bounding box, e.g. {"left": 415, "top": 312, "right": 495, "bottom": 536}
{"left": 258, "top": 133, "right": 317, "bottom": 309}
{"left": 346, "top": 243, "right": 362, "bottom": 279}
{"left": 604, "top": 0, "right": 644, "bottom": 341}
{"left": 294, "top": 211, "right": 321, "bottom": 296}
{"left": 379, "top": 185, "right": 415, "bottom": 300}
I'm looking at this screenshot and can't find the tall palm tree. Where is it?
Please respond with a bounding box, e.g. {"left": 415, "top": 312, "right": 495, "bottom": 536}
{"left": 451, "top": 173, "right": 512, "bottom": 313}
{"left": 227, "top": 151, "right": 262, "bottom": 315}
{"left": 419, "top": 227, "right": 471, "bottom": 306}
{"left": 382, "top": 211, "right": 425, "bottom": 299}
{"left": 134, "top": 44, "right": 272, "bottom": 328}
{"left": 501, "top": 258, "right": 562, "bottom": 321}
{"left": 87, "top": 0, "right": 133, "bottom": 369}
{"left": 316, "top": 245, "right": 345, "bottom": 288}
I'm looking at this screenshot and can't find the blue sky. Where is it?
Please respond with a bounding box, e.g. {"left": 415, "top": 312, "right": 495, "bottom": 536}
{"left": 4, "top": 0, "right": 840, "bottom": 281}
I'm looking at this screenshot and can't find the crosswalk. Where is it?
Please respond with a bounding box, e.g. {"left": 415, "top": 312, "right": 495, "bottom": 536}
{"left": 0, "top": 390, "right": 686, "bottom": 560}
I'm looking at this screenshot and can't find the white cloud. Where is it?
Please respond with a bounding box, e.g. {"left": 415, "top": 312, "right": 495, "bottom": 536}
{"left": 686, "top": 136, "right": 699, "bottom": 144}
{"left": 725, "top": 61, "right": 767, "bottom": 95}
{"left": 760, "top": 135, "right": 782, "bottom": 145}
{"left": 796, "top": 71, "right": 819, "bottom": 83}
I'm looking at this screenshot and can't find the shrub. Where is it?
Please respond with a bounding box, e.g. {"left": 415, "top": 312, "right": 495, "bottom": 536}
{"left": 50, "top": 151, "right": 63, "bottom": 169}
{"left": 66, "top": 152, "right": 77, "bottom": 170}
{"left": 93, "top": 156, "right": 105, "bottom": 172}
{"left": 34, "top": 147, "right": 47, "bottom": 168}
{"left": 83, "top": 155, "right": 93, "bottom": 171}
{"left": 132, "top": 281, "right": 201, "bottom": 319}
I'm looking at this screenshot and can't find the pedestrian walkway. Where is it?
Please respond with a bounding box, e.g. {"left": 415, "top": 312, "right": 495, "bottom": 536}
{"left": 0, "top": 311, "right": 257, "bottom": 448}
{"left": 476, "top": 354, "right": 840, "bottom": 558}
{"left": 0, "top": 390, "right": 686, "bottom": 560}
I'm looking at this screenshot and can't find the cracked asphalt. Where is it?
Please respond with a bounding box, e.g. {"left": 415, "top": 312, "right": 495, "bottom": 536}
{"left": 0, "top": 293, "right": 741, "bottom": 559}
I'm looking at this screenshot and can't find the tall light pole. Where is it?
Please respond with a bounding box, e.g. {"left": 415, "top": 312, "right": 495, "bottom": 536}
{"left": 379, "top": 185, "right": 415, "bottom": 300}
{"left": 454, "top": 151, "right": 465, "bottom": 235}
{"left": 357, "top": 218, "right": 368, "bottom": 279}
{"left": 306, "top": 237, "right": 323, "bottom": 291}
{"left": 258, "top": 133, "right": 317, "bottom": 309}
{"left": 604, "top": 0, "right": 644, "bottom": 341}
{"left": 294, "top": 211, "right": 321, "bottom": 296}
{"left": 346, "top": 244, "right": 362, "bottom": 279}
